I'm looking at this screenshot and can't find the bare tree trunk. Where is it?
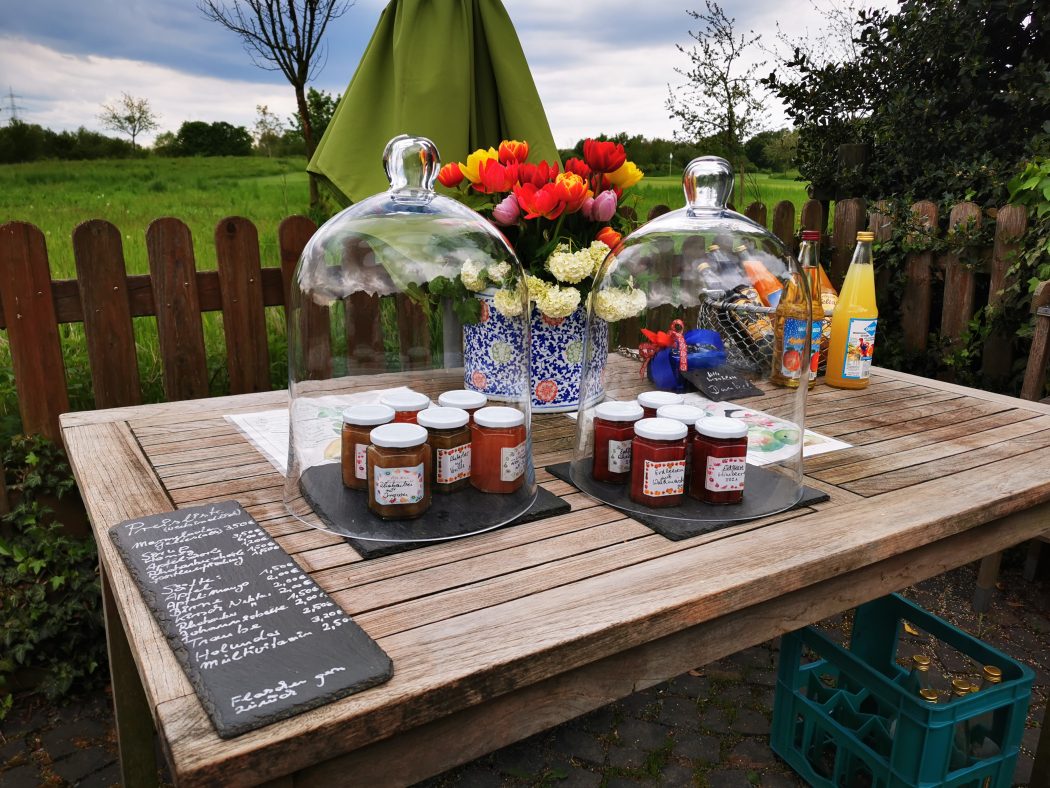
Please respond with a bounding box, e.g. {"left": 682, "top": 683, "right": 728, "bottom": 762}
{"left": 295, "top": 84, "right": 320, "bottom": 210}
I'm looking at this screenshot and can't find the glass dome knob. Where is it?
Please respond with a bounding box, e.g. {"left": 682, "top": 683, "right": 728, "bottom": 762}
{"left": 383, "top": 134, "right": 440, "bottom": 193}
{"left": 683, "top": 156, "right": 734, "bottom": 214}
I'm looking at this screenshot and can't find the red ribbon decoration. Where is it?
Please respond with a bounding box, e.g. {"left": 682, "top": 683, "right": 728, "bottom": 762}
{"left": 637, "top": 342, "right": 658, "bottom": 378}
{"left": 639, "top": 319, "right": 689, "bottom": 377}
{"left": 668, "top": 319, "right": 688, "bottom": 372}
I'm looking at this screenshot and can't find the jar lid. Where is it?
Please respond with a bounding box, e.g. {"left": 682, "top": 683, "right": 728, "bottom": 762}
{"left": 417, "top": 406, "right": 469, "bottom": 430}
{"left": 655, "top": 404, "right": 704, "bottom": 426}
{"left": 438, "top": 390, "right": 487, "bottom": 410}
{"left": 342, "top": 404, "right": 396, "bottom": 426}
{"left": 695, "top": 416, "right": 749, "bottom": 440}
{"left": 637, "top": 391, "right": 684, "bottom": 410}
{"left": 370, "top": 422, "right": 428, "bottom": 448}
{"left": 634, "top": 417, "right": 687, "bottom": 441}
{"left": 380, "top": 390, "right": 431, "bottom": 412}
{"left": 594, "top": 401, "right": 644, "bottom": 422}
{"left": 474, "top": 406, "right": 525, "bottom": 428}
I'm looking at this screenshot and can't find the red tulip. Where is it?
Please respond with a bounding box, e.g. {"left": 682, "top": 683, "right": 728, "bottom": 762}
{"left": 513, "top": 182, "right": 566, "bottom": 220}
{"left": 498, "top": 139, "right": 529, "bottom": 164}
{"left": 563, "top": 157, "right": 591, "bottom": 179}
{"left": 553, "top": 172, "right": 591, "bottom": 213}
{"left": 474, "top": 158, "right": 519, "bottom": 194}
{"left": 518, "top": 161, "right": 559, "bottom": 188}
{"left": 583, "top": 139, "right": 627, "bottom": 174}
{"left": 438, "top": 162, "right": 464, "bottom": 188}
{"left": 596, "top": 226, "right": 622, "bottom": 248}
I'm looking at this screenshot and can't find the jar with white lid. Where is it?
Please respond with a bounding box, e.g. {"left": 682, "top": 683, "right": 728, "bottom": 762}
{"left": 418, "top": 406, "right": 472, "bottom": 493}
{"left": 592, "top": 401, "right": 644, "bottom": 484}
{"left": 637, "top": 391, "right": 684, "bottom": 419}
{"left": 691, "top": 416, "right": 748, "bottom": 505}
{"left": 470, "top": 406, "right": 527, "bottom": 494}
{"left": 629, "top": 417, "right": 688, "bottom": 508}
{"left": 380, "top": 390, "right": 432, "bottom": 424}
{"left": 341, "top": 404, "right": 395, "bottom": 490}
{"left": 437, "top": 390, "right": 488, "bottom": 423}
{"left": 367, "top": 423, "right": 432, "bottom": 519}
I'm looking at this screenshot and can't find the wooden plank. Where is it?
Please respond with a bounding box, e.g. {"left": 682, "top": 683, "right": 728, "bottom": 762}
{"left": 981, "top": 205, "right": 1029, "bottom": 385}
{"left": 800, "top": 199, "right": 824, "bottom": 236}
{"left": 874, "top": 364, "right": 1050, "bottom": 415}
{"left": 394, "top": 293, "right": 432, "bottom": 371}
{"left": 744, "top": 201, "right": 767, "bottom": 227}
{"left": 1021, "top": 281, "right": 1050, "bottom": 402}
{"left": 73, "top": 220, "right": 142, "bottom": 408}
{"left": 215, "top": 217, "right": 271, "bottom": 394}
{"left": 830, "top": 198, "right": 866, "bottom": 287}
{"left": 772, "top": 200, "right": 796, "bottom": 254}
{"left": 869, "top": 200, "right": 893, "bottom": 296}
{"left": 900, "top": 201, "right": 939, "bottom": 354}
{"left": 279, "top": 216, "right": 331, "bottom": 380}
{"left": 146, "top": 218, "right": 209, "bottom": 401}
{"left": 939, "top": 202, "right": 983, "bottom": 363}
{"left": 0, "top": 221, "right": 70, "bottom": 441}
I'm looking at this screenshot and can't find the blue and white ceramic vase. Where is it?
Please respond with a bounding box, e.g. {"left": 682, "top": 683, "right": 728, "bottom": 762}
{"left": 463, "top": 289, "right": 607, "bottom": 413}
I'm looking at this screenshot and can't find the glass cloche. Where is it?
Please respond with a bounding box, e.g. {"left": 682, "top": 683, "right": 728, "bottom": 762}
{"left": 570, "top": 156, "right": 815, "bottom": 529}
{"left": 284, "top": 134, "right": 537, "bottom": 542}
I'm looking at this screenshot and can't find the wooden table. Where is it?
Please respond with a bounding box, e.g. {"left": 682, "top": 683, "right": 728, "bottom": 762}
{"left": 61, "top": 357, "right": 1050, "bottom": 787}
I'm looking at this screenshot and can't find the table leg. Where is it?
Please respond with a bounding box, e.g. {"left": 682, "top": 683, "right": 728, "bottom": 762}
{"left": 972, "top": 550, "right": 1002, "bottom": 612}
{"left": 101, "top": 561, "right": 160, "bottom": 787}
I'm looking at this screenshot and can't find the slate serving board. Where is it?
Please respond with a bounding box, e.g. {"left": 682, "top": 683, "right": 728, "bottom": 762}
{"left": 299, "top": 463, "right": 570, "bottom": 559}
{"left": 109, "top": 500, "right": 393, "bottom": 739}
{"left": 546, "top": 461, "right": 828, "bottom": 541}
{"left": 682, "top": 367, "right": 764, "bottom": 401}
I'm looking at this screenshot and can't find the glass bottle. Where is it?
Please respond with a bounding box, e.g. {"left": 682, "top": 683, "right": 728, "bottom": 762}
{"left": 770, "top": 239, "right": 822, "bottom": 389}
{"left": 900, "top": 653, "right": 933, "bottom": 695}
{"left": 629, "top": 417, "right": 687, "bottom": 507}
{"left": 417, "top": 406, "right": 472, "bottom": 494}
{"left": 380, "top": 389, "right": 432, "bottom": 423}
{"left": 949, "top": 678, "right": 973, "bottom": 771}
{"left": 826, "top": 232, "right": 878, "bottom": 389}
{"left": 341, "top": 404, "right": 395, "bottom": 490}
{"left": 592, "top": 401, "right": 644, "bottom": 484}
{"left": 968, "top": 666, "right": 1003, "bottom": 761}
{"left": 470, "top": 406, "right": 527, "bottom": 493}
{"left": 708, "top": 244, "right": 749, "bottom": 290}
{"left": 739, "top": 247, "right": 784, "bottom": 308}
{"left": 366, "top": 423, "right": 431, "bottom": 519}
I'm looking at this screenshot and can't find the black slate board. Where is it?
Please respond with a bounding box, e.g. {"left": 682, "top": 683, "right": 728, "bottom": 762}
{"left": 300, "top": 464, "right": 570, "bottom": 560}
{"left": 108, "top": 500, "right": 393, "bottom": 739}
{"left": 546, "top": 461, "right": 828, "bottom": 541}
{"left": 682, "top": 367, "right": 764, "bottom": 401}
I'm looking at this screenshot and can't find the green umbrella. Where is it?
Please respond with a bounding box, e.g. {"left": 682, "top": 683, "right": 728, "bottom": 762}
{"left": 308, "top": 0, "right": 561, "bottom": 204}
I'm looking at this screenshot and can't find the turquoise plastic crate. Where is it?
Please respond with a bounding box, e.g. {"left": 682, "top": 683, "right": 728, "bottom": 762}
{"left": 771, "top": 594, "right": 1033, "bottom": 788}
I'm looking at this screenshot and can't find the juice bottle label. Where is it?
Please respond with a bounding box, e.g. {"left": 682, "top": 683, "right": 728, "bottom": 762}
{"left": 642, "top": 459, "right": 685, "bottom": 497}
{"left": 781, "top": 318, "right": 822, "bottom": 380}
{"left": 373, "top": 464, "right": 425, "bottom": 505}
{"left": 501, "top": 442, "right": 526, "bottom": 482}
{"left": 355, "top": 444, "right": 368, "bottom": 480}
{"left": 705, "top": 456, "right": 746, "bottom": 492}
{"left": 608, "top": 439, "right": 632, "bottom": 473}
{"left": 841, "top": 318, "right": 877, "bottom": 379}
{"left": 436, "top": 444, "right": 471, "bottom": 484}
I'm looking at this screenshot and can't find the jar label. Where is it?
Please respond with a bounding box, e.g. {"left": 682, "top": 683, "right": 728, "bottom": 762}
{"left": 373, "top": 463, "right": 425, "bottom": 505}
{"left": 437, "top": 444, "right": 472, "bottom": 484}
{"left": 354, "top": 443, "right": 368, "bottom": 480}
{"left": 608, "top": 439, "right": 632, "bottom": 473}
{"left": 642, "top": 459, "right": 685, "bottom": 497}
{"left": 705, "top": 456, "right": 746, "bottom": 492}
{"left": 840, "top": 318, "right": 877, "bottom": 379}
{"left": 781, "top": 317, "right": 822, "bottom": 381}
{"left": 501, "top": 442, "right": 526, "bottom": 482}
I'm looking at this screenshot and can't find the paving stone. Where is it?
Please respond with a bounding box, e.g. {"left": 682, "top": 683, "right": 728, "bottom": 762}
{"left": 706, "top": 667, "right": 745, "bottom": 682}
{"left": 750, "top": 670, "right": 777, "bottom": 689}
{"left": 51, "top": 748, "right": 116, "bottom": 784}
{"left": 78, "top": 760, "right": 122, "bottom": 788}
{"left": 0, "top": 736, "right": 26, "bottom": 765}
{"left": 574, "top": 705, "right": 618, "bottom": 734}
{"left": 666, "top": 672, "right": 712, "bottom": 699}
{"left": 761, "top": 771, "right": 803, "bottom": 786}
{"left": 705, "top": 769, "right": 756, "bottom": 788}
{"left": 658, "top": 763, "right": 697, "bottom": 786}
{"left": 617, "top": 718, "right": 671, "bottom": 751}
{"left": 0, "top": 706, "right": 51, "bottom": 739}
{"left": 550, "top": 727, "right": 605, "bottom": 766}
{"left": 619, "top": 692, "right": 660, "bottom": 719}
{"left": 492, "top": 741, "right": 545, "bottom": 778}
{"left": 1013, "top": 752, "right": 1033, "bottom": 785}
{"left": 731, "top": 709, "right": 771, "bottom": 737}
{"left": 717, "top": 686, "right": 754, "bottom": 706}
{"left": 728, "top": 737, "right": 776, "bottom": 768}
{"left": 672, "top": 734, "right": 721, "bottom": 763}
{"left": 730, "top": 648, "right": 772, "bottom": 671}
{"left": 605, "top": 777, "right": 644, "bottom": 788}
{"left": 0, "top": 763, "right": 42, "bottom": 788}
{"left": 559, "top": 766, "right": 602, "bottom": 787}
{"left": 699, "top": 705, "right": 731, "bottom": 732}
{"left": 753, "top": 687, "right": 776, "bottom": 712}
{"left": 657, "top": 697, "right": 701, "bottom": 730}
{"left": 607, "top": 745, "right": 646, "bottom": 770}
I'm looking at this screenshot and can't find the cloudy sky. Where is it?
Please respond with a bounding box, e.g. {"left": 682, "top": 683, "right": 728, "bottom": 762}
{"left": 0, "top": 0, "right": 893, "bottom": 148}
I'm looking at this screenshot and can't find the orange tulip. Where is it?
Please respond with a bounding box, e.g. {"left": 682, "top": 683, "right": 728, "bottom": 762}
{"left": 513, "top": 182, "right": 566, "bottom": 220}
{"left": 498, "top": 139, "right": 529, "bottom": 164}
{"left": 553, "top": 172, "right": 591, "bottom": 213}
{"left": 596, "top": 226, "right": 622, "bottom": 248}
{"left": 437, "top": 163, "right": 464, "bottom": 188}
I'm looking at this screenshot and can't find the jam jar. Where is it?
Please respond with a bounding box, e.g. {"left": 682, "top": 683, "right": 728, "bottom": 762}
{"left": 341, "top": 404, "right": 395, "bottom": 490}
{"left": 629, "top": 417, "right": 687, "bottom": 508}
{"left": 591, "top": 401, "right": 644, "bottom": 483}
{"left": 380, "top": 390, "right": 431, "bottom": 423}
{"left": 637, "top": 390, "right": 684, "bottom": 419}
{"left": 691, "top": 416, "right": 748, "bottom": 505}
{"left": 470, "top": 406, "right": 527, "bottom": 493}
{"left": 437, "top": 390, "right": 487, "bottom": 423}
{"left": 366, "top": 423, "right": 432, "bottom": 519}
{"left": 655, "top": 403, "right": 704, "bottom": 479}
{"left": 417, "top": 406, "right": 472, "bottom": 493}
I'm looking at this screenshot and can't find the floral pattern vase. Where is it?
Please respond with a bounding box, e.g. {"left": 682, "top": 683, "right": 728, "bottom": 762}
{"left": 463, "top": 290, "right": 608, "bottom": 413}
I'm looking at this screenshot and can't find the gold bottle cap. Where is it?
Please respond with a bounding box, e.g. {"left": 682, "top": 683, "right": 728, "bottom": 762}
{"left": 951, "top": 678, "right": 971, "bottom": 696}
{"left": 856, "top": 231, "right": 875, "bottom": 242}
{"left": 969, "top": 683, "right": 979, "bottom": 694}
{"left": 708, "top": 244, "right": 721, "bottom": 252}
{"left": 983, "top": 665, "right": 1002, "bottom": 682}
{"left": 919, "top": 688, "right": 939, "bottom": 703}
{"left": 912, "top": 654, "right": 931, "bottom": 669}
{"left": 733, "top": 243, "right": 747, "bottom": 253}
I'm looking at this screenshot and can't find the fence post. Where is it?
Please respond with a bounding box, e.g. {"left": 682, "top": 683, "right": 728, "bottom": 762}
{"left": 73, "top": 220, "right": 142, "bottom": 408}
{"left": 900, "top": 201, "right": 939, "bottom": 354}
{"left": 982, "top": 205, "right": 1029, "bottom": 387}
{"left": 869, "top": 201, "right": 894, "bottom": 297}
{"left": 745, "top": 201, "right": 767, "bottom": 228}
{"left": 215, "top": 217, "right": 271, "bottom": 394}
{"left": 279, "top": 216, "right": 331, "bottom": 379}
{"left": 830, "top": 198, "right": 867, "bottom": 288}
{"left": 939, "top": 202, "right": 983, "bottom": 372}
{"left": 0, "top": 222, "right": 70, "bottom": 442}
{"left": 1020, "top": 281, "right": 1050, "bottom": 402}
{"left": 772, "top": 201, "right": 796, "bottom": 254}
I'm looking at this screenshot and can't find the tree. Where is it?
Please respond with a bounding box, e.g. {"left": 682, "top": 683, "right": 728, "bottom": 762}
{"left": 286, "top": 88, "right": 340, "bottom": 143}
{"left": 199, "top": 0, "right": 354, "bottom": 207}
{"left": 173, "top": 121, "right": 254, "bottom": 156}
{"left": 666, "top": 2, "right": 766, "bottom": 155}
{"left": 253, "top": 104, "right": 284, "bottom": 157}
{"left": 98, "top": 93, "right": 159, "bottom": 148}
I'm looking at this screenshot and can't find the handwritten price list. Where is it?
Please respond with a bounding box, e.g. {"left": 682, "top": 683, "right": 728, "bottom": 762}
{"left": 110, "top": 500, "right": 392, "bottom": 738}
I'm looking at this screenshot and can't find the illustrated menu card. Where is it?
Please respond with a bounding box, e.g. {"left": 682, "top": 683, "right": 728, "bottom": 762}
{"left": 109, "top": 500, "right": 392, "bottom": 738}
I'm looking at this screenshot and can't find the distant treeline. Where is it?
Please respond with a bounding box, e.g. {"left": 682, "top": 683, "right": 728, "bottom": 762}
{"left": 0, "top": 122, "right": 137, "bottom": 164}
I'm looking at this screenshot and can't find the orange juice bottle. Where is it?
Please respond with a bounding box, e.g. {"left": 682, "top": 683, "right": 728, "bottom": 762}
{"left": 826, "top": 232, "right": 878, "bottom": 389}
{"left": 737, "top": 246, "right": 784, "bottom": 308}
{"left": 770, "top": 237, "right": 823, "bottom": 389}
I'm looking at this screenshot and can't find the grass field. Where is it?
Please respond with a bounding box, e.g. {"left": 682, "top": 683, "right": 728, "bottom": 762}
{"left": 0, "top": 156, "right": 810, "bottom": 432}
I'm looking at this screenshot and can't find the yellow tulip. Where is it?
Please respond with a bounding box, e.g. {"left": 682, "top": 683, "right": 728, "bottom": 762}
{"left": 606, "top": 160, "right": 644, "bottom": 190}
{"left": 459, "top": 147, "right": 499, "bottom": 183}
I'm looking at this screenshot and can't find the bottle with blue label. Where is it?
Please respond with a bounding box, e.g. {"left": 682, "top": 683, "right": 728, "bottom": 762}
{"left": 770, "top": 237, "right": 823, "bottom": 389}
{"left": 826, "top": 232, "right": 878, "bottom": 389}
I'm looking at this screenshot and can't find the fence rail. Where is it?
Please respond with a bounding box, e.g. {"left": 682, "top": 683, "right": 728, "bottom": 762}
{"left": 0, "top": 197, "right": 1039, "bottom": 445}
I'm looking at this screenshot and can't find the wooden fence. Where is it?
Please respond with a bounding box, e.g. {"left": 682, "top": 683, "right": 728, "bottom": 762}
{"left": 0, "top": 197, "right": 1037, "bottom": 445}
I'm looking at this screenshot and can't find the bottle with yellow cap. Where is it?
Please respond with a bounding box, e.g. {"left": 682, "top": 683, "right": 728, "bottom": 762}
{"left": 967, "top": 666, "right": 1003, "bottom": 761}
{"left": 825, "top": 231, "right": 878, "bottom": 389}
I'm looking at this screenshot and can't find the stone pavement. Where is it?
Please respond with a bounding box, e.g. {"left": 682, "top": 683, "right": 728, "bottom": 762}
{"left": 1, "top": 550, "right": 1046, "bottom": 787}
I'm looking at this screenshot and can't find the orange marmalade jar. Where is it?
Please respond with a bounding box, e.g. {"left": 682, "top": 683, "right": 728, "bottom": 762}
{"left": 417, "top": 406, "right": 472, "bottom": 493}
{"left": 341, "top": 404, "right": 395, "bottom": 490}
{"left": 470, "top": 406, "right": 527, "bottom": 494}
{"left": 637, "top": 391, "right": 684, "bottom": 419}
{"left": 437, "top": 390, "right": 487, "bottom": 423}
{"left": 366, "top": 423, "right": 431, "bottom": 519}
{"left": 380, "top": 390, "right": 431, "bottom": 424}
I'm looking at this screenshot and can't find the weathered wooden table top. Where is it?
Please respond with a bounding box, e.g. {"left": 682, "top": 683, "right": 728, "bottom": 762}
{"left": 61, "top": 356, "right": 1050, "bottom": 787}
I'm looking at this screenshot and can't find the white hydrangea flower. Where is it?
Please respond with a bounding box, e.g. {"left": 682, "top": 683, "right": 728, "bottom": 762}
{"left": 461, "top": 259, "right": 488, "bottom": 292}
{"left": 525, "top": 274, "right": 550, "bottom": 302}
{"left": 593, "top": 286, "right": 647, "bottom": 322}
{"left": 486, "top": 261, "right": 511, "bottom": 282}
{"left": 547, "top": 248, "right": 594, "bottom": 284}
{"left": 537, "top": 284, "right": 582, "bottom": 318}
{"left": 493, "top": 287, "right": 524, "bottom": 316}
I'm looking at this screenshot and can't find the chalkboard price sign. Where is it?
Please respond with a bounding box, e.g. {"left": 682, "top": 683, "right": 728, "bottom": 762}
{"left": 683, "top": 367, "right": 765, "bottom": 401}
{"left": 109, "top": 500, "right": 392, "bottom": 738}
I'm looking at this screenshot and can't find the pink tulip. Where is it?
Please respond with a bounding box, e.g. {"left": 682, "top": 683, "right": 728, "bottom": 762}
{"left": 492, "top": 193, "right": 521, "bottom": 225}
{"left": 590, "top": 189, "right": 618, "bottom": 222}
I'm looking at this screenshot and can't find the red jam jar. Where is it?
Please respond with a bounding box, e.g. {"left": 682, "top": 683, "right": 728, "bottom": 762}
{"left": 591, "top": 401, "right": 644, "bottom": 484}
{"left": 629, "top": 417, "right": 688, "bottom": 508}
{"left": 437, "top": 390, "right": 487, "bottom": 423}
{"left": 380, "top": 390, "right": 431, "bottom": 423}
{"left": 637, "top": 391, "right": 684, "bottom": 419}
{"left": 470, "top": 406, "right": 528, "bottom": 494}
{"left": 341, "top": 404, "right": 395, "bottom": 490}
{"left": 691, "top": 416, "right": 748, "bottom": 505}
